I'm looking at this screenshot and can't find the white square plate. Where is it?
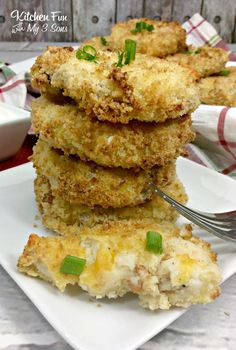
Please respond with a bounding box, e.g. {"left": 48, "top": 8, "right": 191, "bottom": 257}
{"left": 0, "top": 158, "right": 236, "bottom": 350}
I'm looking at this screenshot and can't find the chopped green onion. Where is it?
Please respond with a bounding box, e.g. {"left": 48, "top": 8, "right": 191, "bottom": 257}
{"left": 147, "top": 24, "right": 154, "bottom": 32}
{"left": 116, "top": 51, "right": 125, "bottom": 67}
{"left": 124, "top": 39, "right": 136, "bottom": 64}
{"left": 76, "top": 45, "right": 98, "bottom": 62}
{"left": 146, "top": 231, "right": 163, "bottom": 254}
{"left": 60, "top": 255, "right": 86, "bottom": 275}
{"left": 131, "top": 21, "right": 154, "bottom": 34}
{"left": 184, "top": 48, "right": 201, "bottom": 55}
{"left": 219, "top": 69, "right": 230, "bottom": 76}
{"left": 184, "top": 50, "right": 193, "bottom": 55}
{"left": 83, "top": 45, "right": 97, "bottom": 56}
{"left": 195, "top": 48, "right": 202, "bottom": 54}
{"left": 115, "top": 39, "right": 137, "bottom": 67}
{"left": 100, "top": 36, "right": 108, "bottom": 46}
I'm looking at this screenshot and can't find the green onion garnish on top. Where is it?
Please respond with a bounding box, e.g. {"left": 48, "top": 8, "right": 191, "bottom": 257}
{"left": 116, "top": 51, "right": 125, "bottom": 68}
{"left": 76, "top": 45, "right": 98, "bottom": 62}
{"left": 124, "top": 39, "right": 137, "bottom": 64}
{"left": 184, "top": 48, "right": 202, "bottom": 55}
{"left": 146, "top": 231, "right": 163, "bottom": 254}
{"left": 194, "top": 48, "right": 202, "bottom": 54}
{"left": 219, "top": 69, "right": 230, "bottom": 76}
{"left": 115, "top": 39, "right": 137, "bottom": 67}
{"left": 60, "top": 255, "right": 86, "bottom": 275}
{"left": 131, "top": 21, "right": 154, "bottom": 34}
{"left": 100, "top": 36, "right": 108, "bottom": 46}
{"left": 184, "top": 50, "right": 193, "bottom": 55}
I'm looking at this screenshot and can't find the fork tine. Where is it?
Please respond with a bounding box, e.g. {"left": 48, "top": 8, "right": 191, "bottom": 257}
{"left": 191, "top": 209, "right": 236, "bottom": 222}
{"left": 150, "top": 184, "right": 236, "bottom": 224}
{"left": 166, "top": 200, "right": 235, "bottom": 241}
{"left": 186, "top": 210, "right": 236, "bottom": 228}
{"left": 149, "top": 183, "right": 236, "bottom": 242}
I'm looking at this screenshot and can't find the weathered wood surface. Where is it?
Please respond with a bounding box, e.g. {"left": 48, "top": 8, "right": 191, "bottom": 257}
{"left": 116, "top": 0, "right": 143, "bottom": 22}
{"left": 143, "top": 0, "right": 172, "bottom": 20}
{"left": 201, "top": 0, "right": 236, "bottom": 43}
{"left": 43, "top": 0, "right": 72, "bottom": 42}
{"left": 72, "top": 0, "right": 116, "bottom": 42}
{"left": 172, "top": 0, "right": 202, "bottom": 24}
{"left": 1, "top": 0, "right": 45, "bottom": 41}
{"left": 0, "top": 0, "right": 236, "bottom": 42}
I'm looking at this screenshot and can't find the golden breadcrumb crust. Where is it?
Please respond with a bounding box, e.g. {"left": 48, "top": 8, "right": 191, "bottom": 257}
{"left": 31, "top": 46, "right": 74, "bottom": 93}
{"left": 109, "top": 18, "right": 187, "bottom": 58}
{"left": 31, "top": 46, "right": 199, "bottom": 124}
{"left": 32, "top": 139, "right": 176, "bottom": 208}
{"left": 198, "top": 67, "right": 236, "bottom": 106}
{"left": 18, "top": 219, "right": 221, "bottom": 310}
{"left": 34, "top": 175, "right": 188, "bottom": 234}
{"left": 166, "top": 46, "right": 228, "bottom": 78}
{"left": 32, "top": 96, "right": 195, "bottom": 169}
{"left": 81, "top": 36, "right": 112, "bottom": 51}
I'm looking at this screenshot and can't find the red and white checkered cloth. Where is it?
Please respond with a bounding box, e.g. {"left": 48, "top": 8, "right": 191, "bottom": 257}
{"left": 0, "top": 71, "right": 27, "bottom": 108}
{"left": 182, "top": 13, "right": 236, "bottom": 179}
{"left": 0, "top": 65, "right": 34, "bottom": 110}
{"left": 186, "top": 104, "right": 236, "bottom": 178}
{"left": 182, "top": 13, "right": 236, "bottom": 61}
{"left": 0, "top": 12, "right": 236, "bottom": 177}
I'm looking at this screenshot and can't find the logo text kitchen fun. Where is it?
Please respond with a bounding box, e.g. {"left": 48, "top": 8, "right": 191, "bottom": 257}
{"left": 10, "top": 10, "right": 68, "bottom": 35}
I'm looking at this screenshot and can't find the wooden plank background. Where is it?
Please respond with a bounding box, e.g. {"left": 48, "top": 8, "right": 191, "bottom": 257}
{"left": 0, "top": 0, "right": 236, "bottom": 43}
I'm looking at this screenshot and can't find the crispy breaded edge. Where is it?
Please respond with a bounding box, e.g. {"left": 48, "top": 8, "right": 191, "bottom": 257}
{"left": 34, "top": 174, "right": 187, "bottom": 234}
{"left": 31, "top": 46, "right": 74, "bottom": 92}
{"left": 33, "top": 139, "right": 176, "bottom": 208}
{"left": 198, "top": 66, "right": 236, "bottom": 106}
{"left": 166, "top": 46, "right": 229, "bottom": 78}
{"left": 32, "top": 96, "right": 195, "bottom": 169}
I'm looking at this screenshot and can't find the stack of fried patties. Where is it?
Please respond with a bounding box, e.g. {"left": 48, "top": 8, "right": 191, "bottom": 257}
{"left": 30, "top": 20, "right": 200, "bottom": 235}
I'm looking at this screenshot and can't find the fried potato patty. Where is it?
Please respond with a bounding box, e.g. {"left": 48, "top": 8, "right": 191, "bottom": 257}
{"left": 33, "top": 139, "right": 176, "bottom": 208}
{"left": 34, "top": 175, "right": 187, "bottom": 234}
{"left": 31, "top": 46, "right": 199, "bottom": 124}
{"left": 18, "top": 219, "right": 221, "bottom": 310}
{"left": 109, "top": 18, "right": 187, "bottom": 58}
{"left": 198, "top": 67, "right": 236, "bottom": 106}
{"left": 32, "top": 96, "right": 195, "bottom": 169}
{"left": 166, "top": 46, "right": 228, "bottom": 78}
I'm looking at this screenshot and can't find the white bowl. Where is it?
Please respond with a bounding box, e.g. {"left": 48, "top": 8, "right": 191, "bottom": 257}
{"left": 0, "top": 102, "right": 31, "bottom": 161}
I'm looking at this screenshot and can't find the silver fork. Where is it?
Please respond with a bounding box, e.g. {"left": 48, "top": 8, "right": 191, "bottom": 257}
{"left": 149, "top": 183, "right": 236, "bottom": 242}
